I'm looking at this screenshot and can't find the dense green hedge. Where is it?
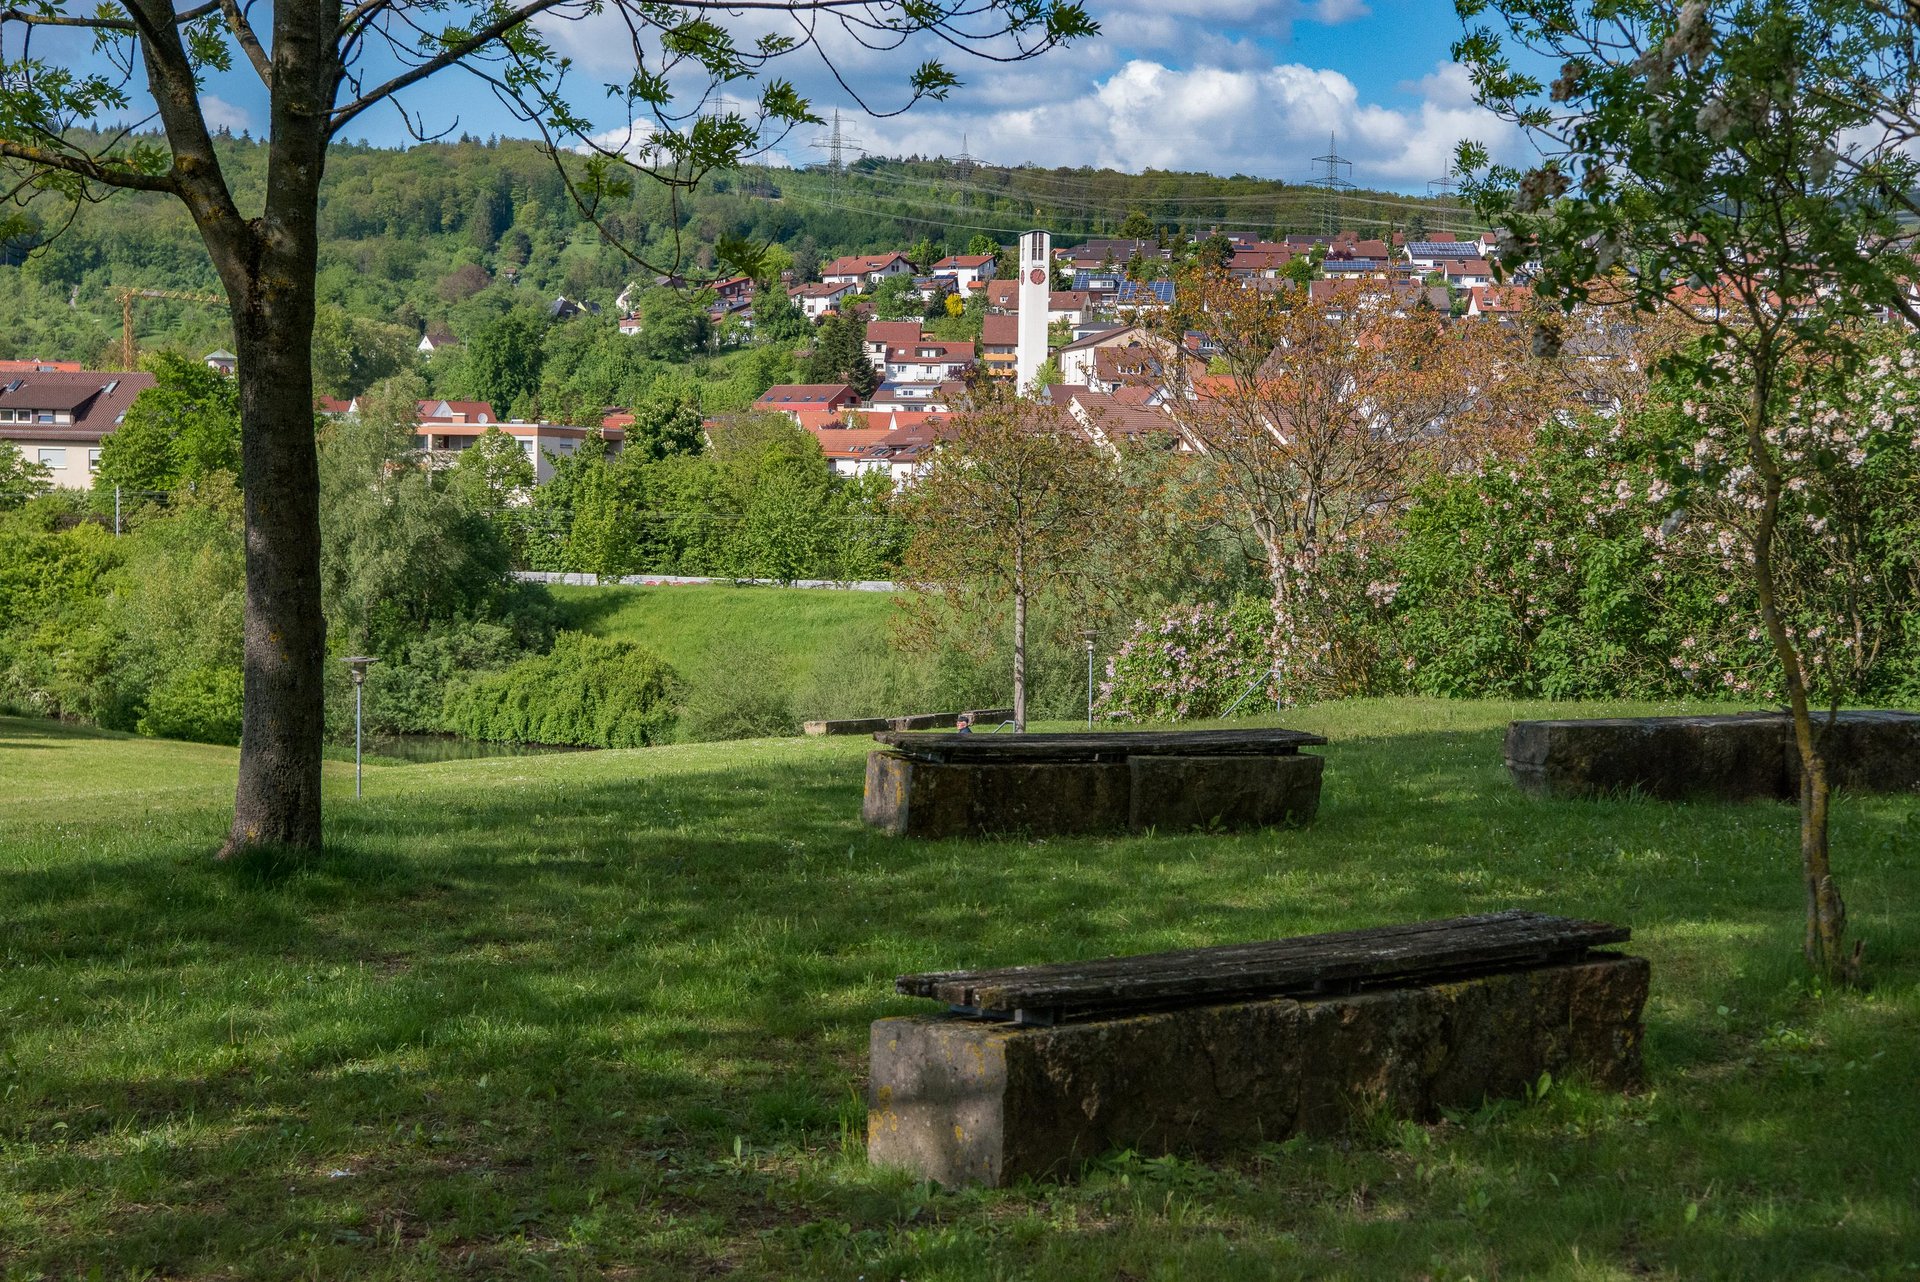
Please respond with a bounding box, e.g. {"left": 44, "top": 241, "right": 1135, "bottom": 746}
{"left": 440, "top": 632, "right": 680, "bottom": 748}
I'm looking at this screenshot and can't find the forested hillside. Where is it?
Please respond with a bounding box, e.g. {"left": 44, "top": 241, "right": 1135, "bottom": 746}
{"left": 0, "top": 132, "right": 1470, "bottom": 372}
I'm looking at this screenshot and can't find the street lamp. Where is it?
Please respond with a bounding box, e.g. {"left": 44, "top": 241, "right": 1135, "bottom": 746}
{"left": 340, "top": 656, "right": 379, "bottom": 798}
{"left": 1080, "top": 628, "right": 1099, "bottom": 729}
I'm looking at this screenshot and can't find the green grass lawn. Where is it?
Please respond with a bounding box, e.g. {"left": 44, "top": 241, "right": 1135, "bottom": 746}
{"left": 3, "top": 700, "right": 1917, "bottom": 1280}
{"left": 551, "top": 583, "right": 898, "bottom": 687}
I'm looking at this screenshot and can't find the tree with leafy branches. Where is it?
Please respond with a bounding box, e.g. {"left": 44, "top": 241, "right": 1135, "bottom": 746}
{"left": 0, "top": 0, "right": 1096, "bottom": 855}
{"left": 898, "top": 385, "right": 1136, "bottom": 730}
{"left": 1454, "top": 0, "right": 1920, "bottom": 981}
{"left": 0, "top": 441, "right": 51, "bottom": 511}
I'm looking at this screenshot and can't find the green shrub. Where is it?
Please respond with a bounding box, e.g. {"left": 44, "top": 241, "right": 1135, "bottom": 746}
{"left": 137, "top": 665, "right": 243, "bottom": 744}
{"left": 441, "top": 632, "right": 679, "bottom": 747}
{"left": 677, "top": 646, "right": 797, "bottom": 741}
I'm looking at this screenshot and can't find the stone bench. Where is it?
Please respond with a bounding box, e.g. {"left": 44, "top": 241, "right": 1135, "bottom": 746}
{"left": 868, "top": 910, "right": 1648, "bottom": 1187}
{"left": 861, "top": 727, "right": 1327, "bottom": 839}
{"left": 1505, "top": 710, "right": 1920, "bottom": 801}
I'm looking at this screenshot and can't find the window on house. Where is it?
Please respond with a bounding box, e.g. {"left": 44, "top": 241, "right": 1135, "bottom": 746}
{"left": 36, "top": 411, "right": 53, "bottom": 423}
{"left": 37, "top": 447, "right": 65, "bottom": 468}
{"left": 87, "top": 449, "right": 101, "bottom": 472}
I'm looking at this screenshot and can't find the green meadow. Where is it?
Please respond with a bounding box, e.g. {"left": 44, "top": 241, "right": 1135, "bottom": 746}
{"left": 2, "top": 698, "right": 1916, "bottom": 1279}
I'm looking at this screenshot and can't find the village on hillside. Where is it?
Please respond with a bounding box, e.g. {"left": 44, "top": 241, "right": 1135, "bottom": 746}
{"left": 0, "top": 226, "right": 1546, "bottom": 493}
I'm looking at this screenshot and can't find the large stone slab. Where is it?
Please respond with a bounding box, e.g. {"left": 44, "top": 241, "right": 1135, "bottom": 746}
{"left": 868, "top": 954, "right": 1648, "bottom": 1187}
{"left": 862, "top": 748, "right": 1323, "bottom": 839}
{"left": 1504, "top": 710, "right": 1920, "bottom": 801}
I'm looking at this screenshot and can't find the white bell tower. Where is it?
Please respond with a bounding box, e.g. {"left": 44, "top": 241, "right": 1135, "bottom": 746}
{"left": 1015, "top": 229, "right": 1051, "bottom": 393}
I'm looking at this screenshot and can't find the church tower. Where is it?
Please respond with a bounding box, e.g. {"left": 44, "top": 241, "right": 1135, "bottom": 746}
{"left": 1015, "top": 229, "right": 1051, "bottom": 392}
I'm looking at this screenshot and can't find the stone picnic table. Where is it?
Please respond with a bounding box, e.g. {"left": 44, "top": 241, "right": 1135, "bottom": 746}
{"left": 861, "top": 726, "right": 1327, "bottom": 839}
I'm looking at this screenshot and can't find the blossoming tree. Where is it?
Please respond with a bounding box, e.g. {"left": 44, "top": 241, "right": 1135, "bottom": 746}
{"left": 1152, "top": 271, "right": 1549, "bottom": 700}
{"left": 1454, "top": 0, "right": 1920, "bottom": 978}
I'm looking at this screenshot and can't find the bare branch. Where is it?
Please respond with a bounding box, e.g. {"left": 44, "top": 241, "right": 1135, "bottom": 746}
{"left": 219, "top": 0, "right": 273, "bottom": 88}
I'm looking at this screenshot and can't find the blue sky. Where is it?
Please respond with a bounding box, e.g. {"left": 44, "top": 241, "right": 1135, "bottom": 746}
{"left": 80, "top": 1, "right": 1520, "bottom": 194}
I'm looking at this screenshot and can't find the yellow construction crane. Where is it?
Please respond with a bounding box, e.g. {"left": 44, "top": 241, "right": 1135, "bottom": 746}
{"left": 116, "top": 287, "right": 228, "bottom": 371}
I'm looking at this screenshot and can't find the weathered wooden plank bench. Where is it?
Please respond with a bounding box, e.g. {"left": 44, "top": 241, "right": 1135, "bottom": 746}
{"left": 861, "top": 727, "right": 1328, "bottom": 839}
{"left": 1505, "top": 710, "right": 1920, "bottom": 801}
{"left": 804, "top": 708, "right": 1013, "bottom": 736}
{"left": 868, "top": 910, "right": 1648, "bottom": 1187}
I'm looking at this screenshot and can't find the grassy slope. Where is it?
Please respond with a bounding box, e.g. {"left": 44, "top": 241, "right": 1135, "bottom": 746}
{"left": 2, "top": 701, "right": 1917, "bottom": 1280}
{"left": 549, "top": 583, "right": 898, "bottom": 686}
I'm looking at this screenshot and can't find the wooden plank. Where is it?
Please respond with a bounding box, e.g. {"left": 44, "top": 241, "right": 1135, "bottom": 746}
{"left": 897, "top": 910, "right": 1629, "bottom": 1022}
{"left": 874, "top": 727, "right": 1328, "bottom": 764}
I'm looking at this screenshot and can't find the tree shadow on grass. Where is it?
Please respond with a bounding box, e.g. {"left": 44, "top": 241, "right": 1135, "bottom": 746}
{"left": 3, "top": 723, "right": 1916, "bottom": 1277}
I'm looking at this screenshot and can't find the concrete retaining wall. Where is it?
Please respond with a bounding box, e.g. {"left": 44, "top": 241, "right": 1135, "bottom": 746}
{"left": 515, "top": 571, "right": 897, "bottom": 592}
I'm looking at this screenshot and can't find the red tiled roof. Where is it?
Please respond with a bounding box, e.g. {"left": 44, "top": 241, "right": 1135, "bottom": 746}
{"left": 0, "top": 370, "right": 158, "bottom": 443}
{"left": 755, "top": 383, "right": 858, "bottom": 406}
{"left": 981, "top": 313, "right": 1020, "bottom": 346}
{"left": 865, "top": 320, "right": 923, "bottom": 346}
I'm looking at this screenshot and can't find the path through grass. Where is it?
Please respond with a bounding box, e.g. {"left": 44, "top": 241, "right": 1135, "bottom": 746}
{"left": 2, "top": 701, "right": 1916, "bottom": 1279}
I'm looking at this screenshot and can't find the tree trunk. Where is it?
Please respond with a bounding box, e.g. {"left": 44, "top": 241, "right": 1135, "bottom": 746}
{"left": 220, "top": 301, "right": 326, "bottom": 856}
{"left": 1743, "top": 358, "right": 1855, "bottom": 981}
{"left": 1793, "top": 728, "right": 1849, "bottom": 978}
{"left": 1012, "top": 541, "right": 1027, "bottom": 733}
{"left": 213, "top": 1, "right": 335, "bottom": 857}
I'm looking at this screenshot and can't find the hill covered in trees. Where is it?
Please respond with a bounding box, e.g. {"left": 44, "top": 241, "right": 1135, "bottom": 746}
{"left": 0, "top": 132, "right": 1474, "bottom": 373}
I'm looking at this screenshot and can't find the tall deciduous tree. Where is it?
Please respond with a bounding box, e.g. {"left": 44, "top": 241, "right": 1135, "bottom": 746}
{"left": 1154, "top": 271, "right": 1547, "bottom": 698}
{"left": 1453, "top": 0, "right": 1920, "bottom": 980}
{"left": 0, "top": 0, "right": 1093, "bottom": 855}
{"left": 898, "top": 387, "right": 1135, "bottom": 730}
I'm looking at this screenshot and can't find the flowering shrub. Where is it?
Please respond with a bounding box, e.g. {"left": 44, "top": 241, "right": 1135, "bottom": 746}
{"left": 1390, "top": 414, "right": 1692, "bottom": 699}
{"left": 1096, "top": 595, "right": 1274, "bottom": 722}
{"left": 1644, "top": 337, "right": 1920, "bottom": 705}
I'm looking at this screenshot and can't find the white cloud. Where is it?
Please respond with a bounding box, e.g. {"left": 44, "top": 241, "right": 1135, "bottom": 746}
{"left": 844, "top": 59, "right": 1517, "bottom": 191}
{"left": 201, "top": 95, "right": 251, "bottom": 133}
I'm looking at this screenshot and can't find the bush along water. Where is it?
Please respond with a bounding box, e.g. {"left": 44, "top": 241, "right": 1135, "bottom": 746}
{"left": 440, "top": 633, "right": 680, "bottom": 748}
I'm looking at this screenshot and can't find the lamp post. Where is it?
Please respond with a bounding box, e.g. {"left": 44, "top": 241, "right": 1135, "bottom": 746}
{"left": 1080, "top": 627, "right": 1098, "bottom": 729}
{"left": 340, "top": 656, "right": 379, "bottom": 798}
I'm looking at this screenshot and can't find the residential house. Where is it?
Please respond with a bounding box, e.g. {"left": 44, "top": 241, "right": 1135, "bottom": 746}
{"left": 1058, "top": 388, "right": 1184, "bottom": 453}
{"left": 1056, "top": 324, "right": 1148, "bottom": 386}
{"left": 753, "top": 384, "right": 861, "bottom": 421}
{"left": 882, "top": 339, "right": 975, "bottom": 384}
{"left": 1057, "top": 239, "right": 1167, "bottom": 272}
{"left": 0, "top": 359, "right": 83, "bottom": 373}
{"left": 203, "top": 350, "right": 238, "bottom": 375}
{"left": 1112, "top": 279, "right": 1176, "bottom": 311}
{"left": 1227, "top": 242, "right": 1299, "bottom": 279}
{"left": 618, "top": 313, "right": 644, "bottom": 336}
{"left": 417, "top": 328, "right": 459, "bottom": 355}
{"left": 1467, "top": 284, "right": 1531, "bottom": 319}
{"left": 789, "top": 280, "right": 856, "bottom": 319}
{"left": 979, "top": 313, "right": 1019, "bottom": 378}
{"left": 820, "top": 253, "right": 914, "bottom": 288}
{"left": 931, "top": 253, "right": 997, "bottom": 289}
{"left": 0, "top": 368, "right": 156, "bottom": 491}
{"left": 864, "top": 320, "right": 924, "bottom": 372}
{"left": 1402, "top": 237, "right": 1483, "bottom": 270}
{"left": 983, "top": 281, "right": 1091, "bottom": 325}
{"left": 1439, "top": 258, "right": 1496, "bottom": 290}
